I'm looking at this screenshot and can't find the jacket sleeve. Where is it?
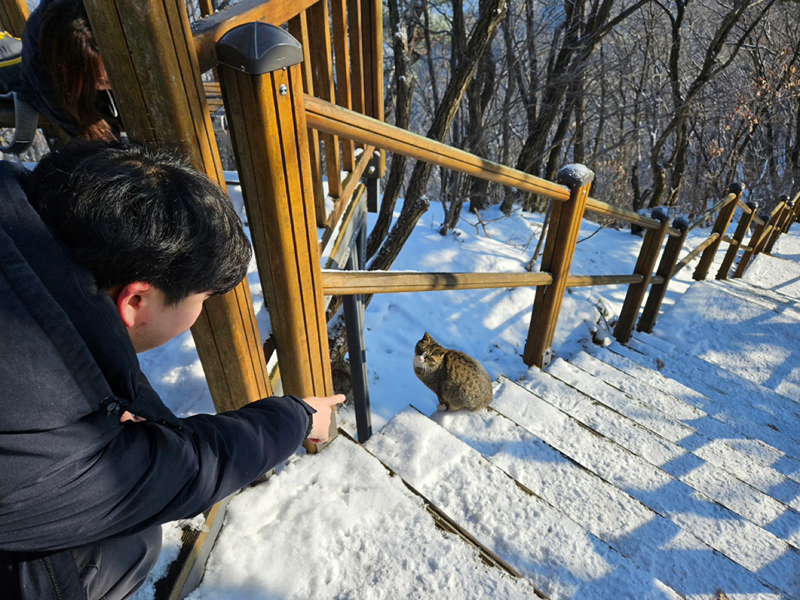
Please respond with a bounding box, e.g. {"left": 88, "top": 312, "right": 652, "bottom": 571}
{"left": 0, "top": 395, "right": 314, "bottom": 552}
{"left": 107, "top": 395, "right": 316, "bottom": 539}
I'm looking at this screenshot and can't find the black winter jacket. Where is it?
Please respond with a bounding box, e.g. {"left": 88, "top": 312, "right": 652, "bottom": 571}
{"left": 0, "top": 161, "right": 314, "bottom": 598}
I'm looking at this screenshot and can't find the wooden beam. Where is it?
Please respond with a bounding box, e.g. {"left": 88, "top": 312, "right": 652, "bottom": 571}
{"left": 305, "top": 96, "right": 571, "bottom": 202}
{"left": 524, "top": 165, "right": 593, "bottom": 368}
{"left": 732, "top": 219, "right": 768, "bottom": 279}
{"left": 322, "top": 270, "right": 554, "bottom": 295}
{"left": 673, "top": 233, "right": 720, "bottom": 278}
{"left": 765, "top": 197, "right": 792, "bottom": 253}
{"left": 0, "top": 0, "right": 28, "bottom": 37}
{"left": 614, "top": 217, "right": 670, "bottom": 343}
{"left": 717, "top": 198, "right": 756, "bottom": 280}
{"left": 638, "top": 219, "right": 689, "bottom": 334}
{"left": 85, "top": 0, "right": 272, "bottom": 413}
{"left": 217, "top": 24, "right": 334, "bottom": 450}
{"left": 307, "top": 0, "right": 342, "bottom": 199}
{"left": 693, "top": 186, "right": 743, "bottom": 281}
{"left": 332, "top": 0, "right": 355, "bottom": 171}
{"left": 288, "top": 12, "right": 327, "bottom": 228}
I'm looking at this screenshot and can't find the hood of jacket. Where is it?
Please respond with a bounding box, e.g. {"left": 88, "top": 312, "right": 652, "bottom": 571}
{"left": 0, "top": 160, "right": 179, "bottom": 499}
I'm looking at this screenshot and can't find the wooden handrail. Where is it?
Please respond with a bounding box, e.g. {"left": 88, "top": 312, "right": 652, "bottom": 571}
{"left": 305, "top": 95, "right": 572, "bottom": 203}
{"left": 322, "top": 271, "right": 554, "bottom": 294}
{"left": 192, "top": 0, "right": 317, "bottom": 72}
{"left": 687, "top": 193, "right": 737, "bottom": 233}
{"left": 321, "top": 270, "right": 665, "bottom": 295}
{"left": 306, "top": 96, "right": 684, "bottom": 233}
{"left": 672, "top": 233, "right": 720, "bottom": 276}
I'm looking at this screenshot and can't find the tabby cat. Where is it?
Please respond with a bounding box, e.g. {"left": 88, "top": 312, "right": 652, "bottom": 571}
{"left": 413, "top": 332, "right": 492, "bottom": 411}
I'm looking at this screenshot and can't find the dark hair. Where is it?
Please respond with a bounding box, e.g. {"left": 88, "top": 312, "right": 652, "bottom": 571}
{"left": 27, "top": 140, "right": 252, "bottom": 305}
{"left": 39, "top": 0, "right": 114, "bottom": 140}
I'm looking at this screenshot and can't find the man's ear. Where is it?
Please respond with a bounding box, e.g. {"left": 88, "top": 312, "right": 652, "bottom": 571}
{"left": 115, "top": 282, "right": 154, "bottom": 328}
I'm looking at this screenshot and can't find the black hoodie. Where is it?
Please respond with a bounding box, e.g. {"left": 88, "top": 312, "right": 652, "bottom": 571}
{"left": 0, "top": 161, "right": 313, "bottom": 598}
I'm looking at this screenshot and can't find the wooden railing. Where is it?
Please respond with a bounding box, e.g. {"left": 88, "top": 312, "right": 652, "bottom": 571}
{"left": 2, "top": 0, "right": 797, "bottom": 439}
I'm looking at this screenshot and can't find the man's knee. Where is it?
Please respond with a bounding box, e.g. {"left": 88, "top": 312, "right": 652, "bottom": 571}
{"left": 73, "top": 525, "right": 162, "bottom": 600}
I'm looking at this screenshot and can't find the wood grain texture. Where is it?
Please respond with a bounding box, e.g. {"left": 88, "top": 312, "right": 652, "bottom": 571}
{"left": 331, "top": 0, "right": 355, "bottom": 170}
{"left": 288, "top": 12, "right": 327, "bottom": 227}
{"left": 219, "top": 62, "right": 333, "bottom": 408}
{"left": 693, "top": 191, "right": 741, "bottom": 281}
{"left": 638, "top": 226, "right": 689, "bottom": 333}
{"left": 614, "top": 219, "right": 670, "bottom": 343}
{"left": 307, "top": 0, "right": 342, "bottom": 198}
{"left": 524, "top": 176, "right": 592, "bottom": 368}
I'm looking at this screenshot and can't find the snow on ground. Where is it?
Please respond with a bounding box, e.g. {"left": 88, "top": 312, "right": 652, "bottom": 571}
{"left": 650, "top": 275, "right": 800, "bottom": 398}
{"left": 189, "top": 435, "right": 535, "bottom": 600}
{"left": 132, "top": 187, "right": 800, "bottom": 599}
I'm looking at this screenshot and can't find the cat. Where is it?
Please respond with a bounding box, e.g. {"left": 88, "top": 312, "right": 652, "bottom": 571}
{"left": 413, "top": 332, "right": 492, "bottom": 411}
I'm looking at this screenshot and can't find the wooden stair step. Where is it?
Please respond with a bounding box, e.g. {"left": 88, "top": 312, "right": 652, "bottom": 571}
{"left": 567, "top": 351, "right": 800, "bottom": 546}
{"left": 612, "top": 340, "right": 800, "bottom": 484}
{"left": 366, "top": 406, "right": 684, "bottom": 600}
{"left": 620, "top": 335, "right": 800, "bottom": 457}
{"left": 430, "top": 387, "right": 777, "bottom": 600}
{"left": 501, "top": 374, "right": 800, "bottom": 597}
{"left": 190, "top": 433, "right": 536, "bottom": 599}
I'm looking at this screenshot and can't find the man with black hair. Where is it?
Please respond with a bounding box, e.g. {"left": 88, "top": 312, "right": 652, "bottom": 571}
{"left": 0, "top": 141, "right": 343, "bottom": 600}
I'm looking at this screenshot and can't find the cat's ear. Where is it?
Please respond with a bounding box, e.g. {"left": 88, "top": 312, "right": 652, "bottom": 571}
{"left": 423, "top": 332, "right": 432, "bottom": 342}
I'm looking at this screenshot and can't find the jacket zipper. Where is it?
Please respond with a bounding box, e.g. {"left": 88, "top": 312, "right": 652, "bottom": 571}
{"left": 40, "top": 556, "right": 65, "bottom": 600}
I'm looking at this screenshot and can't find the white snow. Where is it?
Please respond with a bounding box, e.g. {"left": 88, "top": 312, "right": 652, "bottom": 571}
{"left": 133, "top": 187, "right": 800, "bottom": 599}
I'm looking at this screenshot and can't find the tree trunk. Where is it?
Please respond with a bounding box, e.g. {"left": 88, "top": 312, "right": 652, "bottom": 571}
{"left": 369, "top": 0, "right": 507, "bottom": 272}
{"left": 366, "top": 0, "right": 415, "bottom": 260}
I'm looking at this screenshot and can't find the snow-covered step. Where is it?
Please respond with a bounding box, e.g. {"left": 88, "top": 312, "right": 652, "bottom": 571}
{"left": 507, "top": 374, "right": 800, "bottom": 597}
{"left": 569, "top": 350, "right": 800, "bottom": 545}
{"left": 642, "top": 280, "right": 800, "bottom": 398}
{"left": 529, "top": 360, "right": 800, "bottom": 552}
{"left": 718, "top": 275, "right": 799, "bottom": 305}
{"left": 611, "top": 340, "right": 800, "bottom": 484}
{"left": 365, "top": 407, "right": 683, "bottom": 600}
{"left": 580, "top": 347, "right": 800, "bottom": 511}
{"left": 431, "top": 392, "right": 780, "bottom": 599}
{"left": 621, "top": 335, "right": 800, "bottom": 456}
{"left": 193, "top": 434, "right": 536, "bottom": 599}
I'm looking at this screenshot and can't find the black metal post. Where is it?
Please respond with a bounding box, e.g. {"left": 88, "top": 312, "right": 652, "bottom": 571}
{"left": 343, "top": 216, "right": 372, "bottom": 442}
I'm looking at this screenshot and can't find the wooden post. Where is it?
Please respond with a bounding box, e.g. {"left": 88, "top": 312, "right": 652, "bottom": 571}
{"left": 775, "top": 197, "right": 795, "bottom": 237}
{"left": 523, "top": 164, "right": 593, "bottom": 368}
{"left": 732, "top": 218, "right": 768, "bottom": 279}
{"left": 0, "top": 0, "right": 28, "bottom": 38}
{"left": 764, "top": 198, "right": 790, "bottom": 254}
{"left": 198, "top": 0, "right": 214, "bottom": 16}
{"left": 287, "top": 12, "right": 327, "bottom": 228}
{"left": 361, "top": 0, "right": 384, "bottom": 176}
{"left": 787, "top": 192, "right": 800, "bottom": 233}
{"left": 614, "top": 209, "right": 670, "bottom": 344}
{"left": 307, "top": 0, "right": 342, "bottom": 199}
{"left": 84, "top": 0, "right": 272, "bottom": 413}
{"left": 717, "top": 198, "right": 756, "bottom": 280}
{"left": 216, "top": 23, "right": 335, "bottom": 448}
{"left": 693, "top": 184, "right": 742, "bottom": 281}
{"left": 638, "top": 217, "right": 690, "bottom": 334}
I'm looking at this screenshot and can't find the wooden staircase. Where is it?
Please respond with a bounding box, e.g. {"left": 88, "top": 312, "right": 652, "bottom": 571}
{"left": 190, "top": 276, "right": 799, "bottom": 599}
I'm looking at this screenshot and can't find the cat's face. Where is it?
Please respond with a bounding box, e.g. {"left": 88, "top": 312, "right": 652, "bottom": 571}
{"left": 413, "top": 333, "right": 444, "bottom": 373}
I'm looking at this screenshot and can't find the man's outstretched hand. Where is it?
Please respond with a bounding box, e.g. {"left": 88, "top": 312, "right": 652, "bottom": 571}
{"left": 304, "top": 394, "right": 345, "bottom": 444}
